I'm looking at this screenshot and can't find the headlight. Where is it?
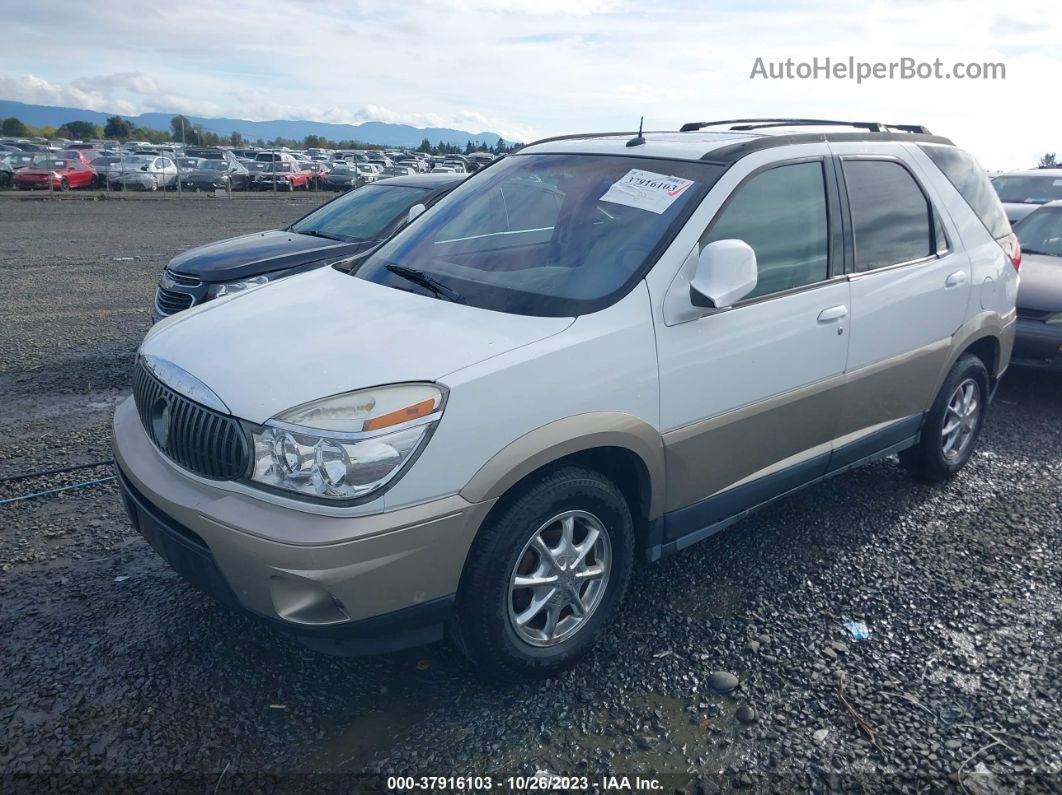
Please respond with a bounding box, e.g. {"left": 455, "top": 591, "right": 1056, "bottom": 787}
{"left": 250, "top": 383, "right": 444, "bottom": 500}
{"left": 208, "top": 275, "right": 270, "bottom": 298}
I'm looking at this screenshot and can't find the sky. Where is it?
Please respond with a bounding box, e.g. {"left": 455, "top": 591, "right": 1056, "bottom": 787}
{"left": 1, "top": 0, "right": 1059, "bottom": 169}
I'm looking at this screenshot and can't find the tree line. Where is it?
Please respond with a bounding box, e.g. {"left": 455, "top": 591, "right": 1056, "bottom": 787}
{"left": 1, "top": 114, "right": 521, "bottom": 155}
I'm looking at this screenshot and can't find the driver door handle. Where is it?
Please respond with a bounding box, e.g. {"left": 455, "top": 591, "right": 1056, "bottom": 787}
{"left": 817, "top": 305, "right": 848, "bottom": 322}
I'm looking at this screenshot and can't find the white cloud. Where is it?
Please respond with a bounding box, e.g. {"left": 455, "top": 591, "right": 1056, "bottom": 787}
{"left": 0, "top": 0, "right": 1059, "bottom": 165}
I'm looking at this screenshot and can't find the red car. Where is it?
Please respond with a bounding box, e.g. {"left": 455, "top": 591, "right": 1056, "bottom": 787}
{"left": 15, "top": 158, "right": 97, "bottom": 191}
{"left": 256, "top": 162, "right": 314, "bottom": 191}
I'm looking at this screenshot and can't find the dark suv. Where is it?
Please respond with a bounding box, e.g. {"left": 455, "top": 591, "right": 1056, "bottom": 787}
{"left": 153, "top": 174, "right": 464, "bottom": 320}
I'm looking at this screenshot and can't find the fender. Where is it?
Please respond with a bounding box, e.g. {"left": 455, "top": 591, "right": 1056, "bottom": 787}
{"left": 459, "top": 412, "right": 667, "bottom": 519}
{"left": 931, "top": 309, "right": 1016, "bottom": 403}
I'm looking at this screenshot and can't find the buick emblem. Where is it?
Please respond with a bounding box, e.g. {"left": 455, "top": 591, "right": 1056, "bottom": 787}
{"left": 151, "top": 397, "right": 172, "bottom": 449}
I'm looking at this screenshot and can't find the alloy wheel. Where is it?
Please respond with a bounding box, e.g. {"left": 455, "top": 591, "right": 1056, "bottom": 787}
{"left": 507, "top": 510, "right": 612, "bottom": 647}
{"left": 942, "top": 377, "right": 980, "bottom": 460}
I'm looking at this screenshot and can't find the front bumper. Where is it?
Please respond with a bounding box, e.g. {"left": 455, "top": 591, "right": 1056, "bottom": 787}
{"left": 1012, "top": 317, "right": 1062, "bottom": 368}
{"left": 112, "top": 397, "right": 494, "bottom": 655}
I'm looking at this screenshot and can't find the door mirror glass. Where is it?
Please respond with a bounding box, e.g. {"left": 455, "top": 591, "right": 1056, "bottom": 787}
{"left": 690, "top": 239, "right": 758, "bottom": 308}
{"left": 407, "top": 203, "right": 427, "bottom": 224}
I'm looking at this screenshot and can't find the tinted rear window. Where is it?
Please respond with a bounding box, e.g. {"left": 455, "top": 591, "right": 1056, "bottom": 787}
{"left": 844, "top": 160, "right": 933, "bottom": 271}
{"left": 918, "top": 144, "right": 1010, "bottom": 240}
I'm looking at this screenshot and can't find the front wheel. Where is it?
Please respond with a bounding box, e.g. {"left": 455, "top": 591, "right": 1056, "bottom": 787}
{"left": 900, "top": 353, "right": 990, "bottom": 482}
{"left": 452, "top": 466, "right": 634, "bottom": 682}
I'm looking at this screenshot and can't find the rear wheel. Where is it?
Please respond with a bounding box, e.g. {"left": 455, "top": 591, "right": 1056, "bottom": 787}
{"left": 58, "top": 177, "right": 69, "bottom": 192}
{"left": 900, "top": 353, "right": 990, "bottom": 482}
{"left": 453, "top": 466, "right": 635, "bottom": 682}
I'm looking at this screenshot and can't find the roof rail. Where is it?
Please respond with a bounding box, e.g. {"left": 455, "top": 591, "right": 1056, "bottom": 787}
{"left": 679, "top": 118, "right": 932, "bottom": 135}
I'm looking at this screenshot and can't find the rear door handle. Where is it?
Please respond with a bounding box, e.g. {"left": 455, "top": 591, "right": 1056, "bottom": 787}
{"left": 945, "top": 270, "right": 968, "bottom": 287}
{"left": 817, "top": 305, "right": 848, "bottom": 322}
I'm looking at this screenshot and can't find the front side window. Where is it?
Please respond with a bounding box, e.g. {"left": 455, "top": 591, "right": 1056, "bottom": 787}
{"left": 844, "top": 159, "right": 933, "bottom": 271}
{"left": 353, "top": 153, "right": 723, "bottom": 316}
{"left": 701, "top": 161, "right": 830, "bottom": 300}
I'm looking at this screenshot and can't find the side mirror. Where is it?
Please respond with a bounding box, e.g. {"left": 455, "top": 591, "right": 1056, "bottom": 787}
{"left": 407, "top": 203, "right": 427, "bottom": 224}
{"left": 690, "top": 239, "right": 758, "bottom": 309}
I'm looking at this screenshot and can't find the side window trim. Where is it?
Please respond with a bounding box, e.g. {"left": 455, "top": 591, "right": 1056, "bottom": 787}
{"left": 837, "top": 154, "right": 948, "bottom": 275}
{"left": 696, "top": 155, "right": 836, "bottom": 304}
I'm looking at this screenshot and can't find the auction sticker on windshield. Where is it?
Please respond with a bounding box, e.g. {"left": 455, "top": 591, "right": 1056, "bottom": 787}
{"left": 599, "top": 169, "right": 695, "bottom": 214}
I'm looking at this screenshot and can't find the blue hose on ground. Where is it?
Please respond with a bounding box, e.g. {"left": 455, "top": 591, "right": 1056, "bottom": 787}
{"left": 0, "top": 476, "right": 118, "bottom": 506}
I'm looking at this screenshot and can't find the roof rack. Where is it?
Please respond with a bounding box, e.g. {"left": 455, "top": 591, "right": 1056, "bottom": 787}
{"left": 679, "top": 118, "right": 932, "bottom": 135}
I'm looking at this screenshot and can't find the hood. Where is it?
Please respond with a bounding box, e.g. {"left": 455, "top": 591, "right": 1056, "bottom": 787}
{"left": 1016, "top": 252, "right": 1062, "bottom": 313}
{"left": 140, "top": 266, "right": 573, "bottom": 423}
{"left": 1003, "top": 202, "right": 1042, "bottom": 224}
{"left": 167, "top": 229, "right": 366, "bottom": 281}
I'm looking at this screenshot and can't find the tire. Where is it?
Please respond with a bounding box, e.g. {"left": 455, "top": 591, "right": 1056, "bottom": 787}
{"left": 59, "top": 177, "right": 69, "bottom": 192}
{"left": 452, "top": 465, "right": 635, "bottom": 682}
{"left": 899, "top": 353, "right": 990, "bottom": 482}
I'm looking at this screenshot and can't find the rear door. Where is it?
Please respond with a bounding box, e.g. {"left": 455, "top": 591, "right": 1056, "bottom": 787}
{"left": 652, "top": 148, "right": 851, "bottom": 538}
{"left": 829, "top": 144, "right": 971, "bottom": 459}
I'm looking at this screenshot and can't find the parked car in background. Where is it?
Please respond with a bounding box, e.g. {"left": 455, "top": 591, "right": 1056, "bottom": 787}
{"left": 90, "top": 155, "right": 125, "bottom": 183}
{"left": 0, "top": 159, "right": 12, "bottom": 189}
{"left": 382, "top": 165, "right": 418, "bottom": 178}
{"left": 323, "top": 163, "right": 365, "bottom": 191}
{"left": 184, "top": 159, "right": 252, "bottom": 191}
{"left": 176, "top": 156, "right": 205, "bottom": 173}
{"left": 14, "top": 157, "right": 96, "bottom": 190}
{"left": 118, "top": 122, "right": 1017, "bottom": 680}
{"left": 255, "top": 151, "right": 297, "bottom": 163}
{"left": 2, "top": 152, "right": 36, "bottom": 171}
{"left": 1010, "top": 200, "right": 1062, "bottom": 368}
{"left": 256, "top": 162, "right": 313, "bottom": 191}
{"left": 55, "top": 149, "right": 99, "bottom": 165}
{"left": 152, "top": 174, "right": 464, "bottom": 319}
{"left": 306, "top": 161, "right": 331, "bottom": 187}
{"left": 992, "top": 168, "right": 1062, "bottom": 223}
{"left": 183, "top": 147, "right": 238, "bottom": 163}
{"left": 431, "top": 165, "right": 457, "bottom": 173}
{"left": 109, "top": 156, "right": 178, "bottom": 191}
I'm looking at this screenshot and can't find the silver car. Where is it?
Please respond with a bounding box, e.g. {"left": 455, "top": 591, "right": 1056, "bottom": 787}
{"left": 992, "top": 168, "right": 1062, "bottom": 223}
{"left": 110, "top": 156, "right": 179, "bottom": 191}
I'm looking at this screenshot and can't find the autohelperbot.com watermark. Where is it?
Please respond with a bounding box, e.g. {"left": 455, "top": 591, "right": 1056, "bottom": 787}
{"left": 750, "top": 56, "right": 1005, "bottom": 83}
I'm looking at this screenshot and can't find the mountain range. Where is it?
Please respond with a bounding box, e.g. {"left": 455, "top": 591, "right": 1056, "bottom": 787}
{"left": 0, "top": 99, "right": 506, "bottom": 148}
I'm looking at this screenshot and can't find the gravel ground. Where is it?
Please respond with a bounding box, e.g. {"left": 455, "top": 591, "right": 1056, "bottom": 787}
{"left": 1, "top": 199, "right": 1060, "bottom": 792}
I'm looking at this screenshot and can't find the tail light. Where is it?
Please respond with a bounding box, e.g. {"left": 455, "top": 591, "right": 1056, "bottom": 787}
{"left": 999, "top": 233, "right": 1021, "bottom": 271}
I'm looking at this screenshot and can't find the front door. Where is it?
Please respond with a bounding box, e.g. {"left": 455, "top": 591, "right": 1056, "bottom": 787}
{"left": 654, "top": 154, "right": 851, "bottom": 539}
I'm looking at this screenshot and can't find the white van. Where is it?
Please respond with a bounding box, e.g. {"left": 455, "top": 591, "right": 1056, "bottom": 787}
{"left": 114, "top": 119, "right": 1018, "bottom": 680}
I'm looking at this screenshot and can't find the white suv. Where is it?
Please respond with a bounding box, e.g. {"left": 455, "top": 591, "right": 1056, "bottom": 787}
{"left": 114, "top": 119, "right": 1019, "bottom": 680}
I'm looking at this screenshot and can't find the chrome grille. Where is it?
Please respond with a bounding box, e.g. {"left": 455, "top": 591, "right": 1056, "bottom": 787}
{"left": 166, "top": 270, "right": 201, "bottom": 287}
{"left": 132, "top": 362, "right": 250, "bottom": 480}
{"left": 155, "top": 286, "right": 194, "bottom": 315}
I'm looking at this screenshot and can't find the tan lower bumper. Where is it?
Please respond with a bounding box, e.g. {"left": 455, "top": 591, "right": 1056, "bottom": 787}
{"left": 112, "top": 397, "right": 494, "bottom": 628}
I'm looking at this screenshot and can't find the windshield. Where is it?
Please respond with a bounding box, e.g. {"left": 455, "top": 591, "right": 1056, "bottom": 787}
{"left": 354, "top": 153, "right": 722, "bottom": 316}
{"left": 331, "top": 165, "right": 354, "bottom": 175}
{"left": 177, "top": 158, "right": 203, "bottom": 169}
{"left": 265, "top": 163, "right": 292, "bottom": 173}
{"left": 200, "top": 160, "right": 228, "bottom": 171}
{"left": 992, "top": 174, "right": 1062, "bottom": 205}
{"left": 1014, "top": 207, "right": 1062, "bottom": 257}
{"left": 292, "top": 184, "right": 433, "bottom": 242}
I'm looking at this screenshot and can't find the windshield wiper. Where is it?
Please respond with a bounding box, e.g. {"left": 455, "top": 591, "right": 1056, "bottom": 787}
{"left": 385, "top": 264, "right": 465, "bottom": 303}
{"left": 293, "top": 228, "right": 342, "bottom": 241}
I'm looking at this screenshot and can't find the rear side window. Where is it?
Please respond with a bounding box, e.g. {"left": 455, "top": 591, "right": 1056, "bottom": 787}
{"left": 843, "top": 160, "right": 932, "bottom": 271}
{"left": 702, "top": 161, "right": 829, "bottom": 299}
{"left": 918, "top": 144, "right": 1011, "bottom": 240}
